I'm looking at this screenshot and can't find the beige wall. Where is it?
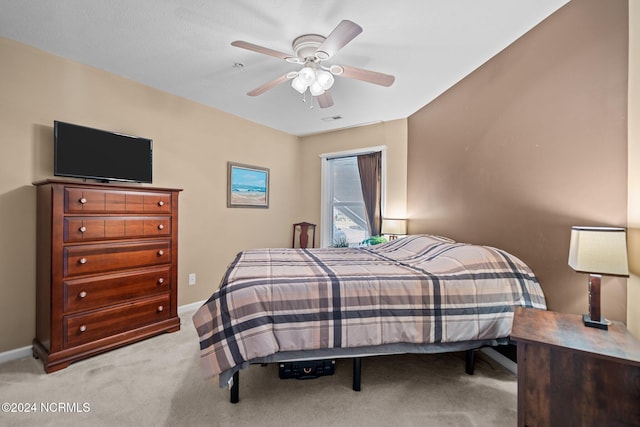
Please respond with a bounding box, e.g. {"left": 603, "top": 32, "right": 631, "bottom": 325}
{"left": 407, "top": 0, "right": 629, "bottom": 321}
{"left": 0, "top": 38, "right": 301, "bottom": 352}
{"left": 629, "top": 1, "right": 640, "bottom": 338}
{"left": 0, "top": 36, "right": 408, "bottom": 354}
{"left": 298, "top": 120, "right": 408, "bottom": 244}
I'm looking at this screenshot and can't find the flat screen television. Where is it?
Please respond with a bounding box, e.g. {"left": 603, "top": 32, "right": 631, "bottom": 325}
{"left": 54, "top": 120, "right": 153, "bottom": 183}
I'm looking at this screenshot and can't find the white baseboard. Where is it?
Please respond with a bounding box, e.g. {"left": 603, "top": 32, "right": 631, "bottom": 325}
{"left": 0, "top": 345, "right": 33, "bottom": 365}
{"left": 0, "top": 300, "right": 208, "bottom": 366}
{"left": 178, "top": 299, "right": 206, "bottom": 315}
{"left": 479, "top": 347, "right": 517, "bottom": 376}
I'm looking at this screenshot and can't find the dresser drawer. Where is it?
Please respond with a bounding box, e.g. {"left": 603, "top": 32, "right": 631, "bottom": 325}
{"left": 63, "top": 266, "right": 171, "bottom": 313}
{"left": 64, "top": 241, "right": 171, "bottom": 277}
{"left": 64, "top": 294, "right": 171, "bottom": 348}
{"left": 64, "top": 217, "right": 171, "bottom": 242}
{"left": 65, "top": 187, "right": 171, "bottom": 214}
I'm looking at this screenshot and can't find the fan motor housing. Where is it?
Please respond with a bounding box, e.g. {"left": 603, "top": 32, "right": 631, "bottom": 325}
{"left": 292, "top": 34, "right": 325, "bottom": 61}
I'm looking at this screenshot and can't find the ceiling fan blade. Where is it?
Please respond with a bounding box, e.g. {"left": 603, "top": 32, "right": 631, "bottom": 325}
{"left": 316, "top": 20, "right": 363, "bottom": 60}
{"left": 247, "top": 74, "right": 290, "bottom": 96}
{"left": 339, "top": 65, "right": 395, "bottom": 87}
{"left": 317, "top": 91, "right": 334, "bottom": 108}
{"left": 231, "top": 40, "right": 292, "bottom": 61}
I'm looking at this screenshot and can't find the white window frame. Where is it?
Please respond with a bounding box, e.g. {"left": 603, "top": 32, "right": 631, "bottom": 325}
{"left": 320, "top": 145, "right": 387, "bottom": 247}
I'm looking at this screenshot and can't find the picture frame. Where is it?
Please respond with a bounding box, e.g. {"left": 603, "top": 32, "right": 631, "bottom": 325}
{"left": 227, "top": 162, "right": 270, "bottom": 208}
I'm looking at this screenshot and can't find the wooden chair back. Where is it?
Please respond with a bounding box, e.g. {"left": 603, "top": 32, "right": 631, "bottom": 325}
{"left": 292, "top": 222, "right": 316, "bottom": 249}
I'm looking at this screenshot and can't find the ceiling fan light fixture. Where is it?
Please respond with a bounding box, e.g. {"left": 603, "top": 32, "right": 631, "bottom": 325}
{"left": 309, "top": 81, "right": 325, "bottom": 96}
{"left": 315, "top": 70, "right": 335, "bottom": 90}
{"left": 298, "top": 67, "right": 315, "bottom": 86}
{"left": 291, "top": 76, "right": 307, "bottom": 94}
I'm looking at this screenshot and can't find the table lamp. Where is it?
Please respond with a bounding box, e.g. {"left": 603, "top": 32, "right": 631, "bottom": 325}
{"left": 568, "top": 226, "right": 629, "bottom": 330}
{"left": 381, "top": 218, "right": 407, "bottom": 240}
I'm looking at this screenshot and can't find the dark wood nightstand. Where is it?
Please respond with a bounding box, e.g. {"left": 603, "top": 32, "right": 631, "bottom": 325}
{"left": 511, "top": 307, "right": 640, "bottom": 427}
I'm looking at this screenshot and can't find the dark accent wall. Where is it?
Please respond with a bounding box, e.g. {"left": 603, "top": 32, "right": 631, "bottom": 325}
{"left": 407, "top": 0, "right": 629, "bottom": 320}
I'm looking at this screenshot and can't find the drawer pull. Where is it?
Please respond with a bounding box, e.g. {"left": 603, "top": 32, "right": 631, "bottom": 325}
{"left": 158, "top": 224, "right": 164, "bottom": 230}
{"left": 79, "top": 226, "right": 87, "bottom": 233}
{"left": 158, "top": 278, "right": 165, "bottom": 285}
{"left": 79, "top": 325, "right": 87, "bottom": 332}
{"left": 157, "top": 305, "right": 164, "bottom": 312}
{"left": 79, "top": 291, "right": 87, "bottom": 298}
{"left": 158, "top": 250, "right": 164, "bottom": 256}
{"left": 158, "top": 201, "right": 165, "bottom": 207}
{"left": 79, "top": 257, "right": 88, "bottom": 265}
{"left": 79, "top": 197, "right": 87, "bottom": 204}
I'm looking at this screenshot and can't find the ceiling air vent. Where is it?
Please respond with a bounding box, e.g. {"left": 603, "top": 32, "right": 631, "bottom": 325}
{"left": 321, "top": 116, "right": 343, "bottom": 122}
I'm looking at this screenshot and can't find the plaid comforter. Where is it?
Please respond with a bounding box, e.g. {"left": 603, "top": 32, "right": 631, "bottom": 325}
{"left": 193, "top": 235, "right": 546, "bottom": 380}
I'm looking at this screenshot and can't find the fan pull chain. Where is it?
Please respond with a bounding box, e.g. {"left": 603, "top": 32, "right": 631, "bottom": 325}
{"left": 299, "top": 91, "right": 314, "bottom": 109}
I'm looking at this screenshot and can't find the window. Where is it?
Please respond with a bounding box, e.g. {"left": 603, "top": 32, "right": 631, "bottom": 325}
{"left": 320, "top": 147, "right": 386, "bottom": 247}
{"left": 327, "top": 156, "right": 368, "bottom": 246}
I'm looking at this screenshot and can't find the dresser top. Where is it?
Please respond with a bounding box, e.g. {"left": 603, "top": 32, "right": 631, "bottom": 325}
{"left": 511, "top": 307, "right": 640, "bottom": 366}
{"left": 33, "top": 178, "right": 182, "bottom": 192}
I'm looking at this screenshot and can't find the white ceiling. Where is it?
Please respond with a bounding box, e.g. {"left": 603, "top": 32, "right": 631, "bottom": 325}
{"left": 0, "top": 0, "right": 569, "bottom": 136}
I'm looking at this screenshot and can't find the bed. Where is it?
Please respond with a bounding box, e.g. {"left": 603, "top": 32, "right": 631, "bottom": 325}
{"left": 193, "top": 234, "right": 546, "bottom": 402}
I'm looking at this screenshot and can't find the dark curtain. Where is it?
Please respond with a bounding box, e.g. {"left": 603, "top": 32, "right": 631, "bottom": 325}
{"left": 357, "top": 151, "right": 382, "bottom": 236}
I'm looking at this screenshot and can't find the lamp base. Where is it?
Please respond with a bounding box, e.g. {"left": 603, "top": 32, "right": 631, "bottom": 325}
{"left": 583, "top": 314, "right": 609, "bottom": 330}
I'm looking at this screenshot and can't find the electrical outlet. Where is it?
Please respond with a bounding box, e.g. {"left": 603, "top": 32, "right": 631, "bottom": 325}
{"left": 188, "top": 273, "right": 196, "bottom": 286}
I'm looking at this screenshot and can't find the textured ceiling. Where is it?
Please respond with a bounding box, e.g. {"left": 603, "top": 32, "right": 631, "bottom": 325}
{"left": 0, "top": 0, "right": 569, "bottom": 136}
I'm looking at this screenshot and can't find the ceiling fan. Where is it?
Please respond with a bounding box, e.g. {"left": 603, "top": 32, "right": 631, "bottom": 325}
{"left": 231, "top": 20, "right": 395, "bottom": 108}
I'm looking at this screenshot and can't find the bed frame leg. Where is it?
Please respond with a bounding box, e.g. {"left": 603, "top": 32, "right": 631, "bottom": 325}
{"left": 352, "top": 357, "right": 362, "bottom": 391}
{"left": 230, "top": 371, "right": 239, "bottom": 403}
{"left": 465, "top": 349, "right": 475, "bottom": 375}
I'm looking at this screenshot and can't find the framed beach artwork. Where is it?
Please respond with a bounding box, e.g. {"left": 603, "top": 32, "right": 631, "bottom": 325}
{"left": 227, "top": 162, "right": 270, "bottom": 208}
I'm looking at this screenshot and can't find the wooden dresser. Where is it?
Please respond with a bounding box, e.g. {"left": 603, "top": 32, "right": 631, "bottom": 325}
{"left": 511, "top": 307, "right": 640, "bottom": 427}
{"left": 33, "top": 179, "right": 182, "bottom": 372}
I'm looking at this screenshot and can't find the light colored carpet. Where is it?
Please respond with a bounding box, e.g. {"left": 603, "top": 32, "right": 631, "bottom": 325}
{"left": 0, "top": 310, "right": 517, "bottom": 427}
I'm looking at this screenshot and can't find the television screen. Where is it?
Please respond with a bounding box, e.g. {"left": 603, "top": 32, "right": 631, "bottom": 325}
{"left": 54, "top": 121, "right": 152, "bottom": 183}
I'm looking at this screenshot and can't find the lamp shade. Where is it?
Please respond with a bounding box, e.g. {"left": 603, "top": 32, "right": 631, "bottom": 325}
{"left": 568, "top": 226, "right": 629, "bottom": 276}
{"left": 381, "top": 218, "right": 407, "bottom": 235}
